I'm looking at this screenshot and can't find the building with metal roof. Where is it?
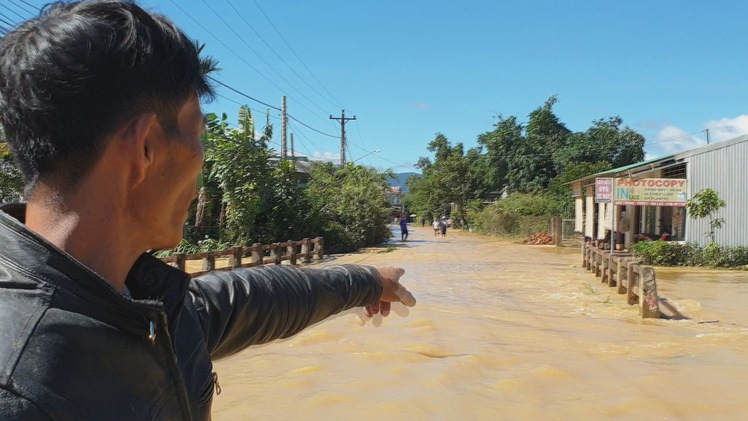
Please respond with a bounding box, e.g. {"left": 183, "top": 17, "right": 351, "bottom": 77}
{"left": 570, "top": 134, "right": 748, "bottom": 247}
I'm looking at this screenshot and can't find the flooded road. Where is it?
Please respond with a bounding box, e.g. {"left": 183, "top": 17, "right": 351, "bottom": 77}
{"left": 211, "top": 226, "right": 748, "bottom": 420}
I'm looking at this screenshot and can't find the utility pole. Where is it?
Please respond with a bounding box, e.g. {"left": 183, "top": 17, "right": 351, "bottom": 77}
{"left": 290, "top": 133, "right": 295, "bottom": 161}
{"left": 281, "top": 96, "right": 287, "bottom": 159}
{"left": 329, "top": 109, "right": 356, "bottom": 166}
{"left": 705, "top": 128, "right": 710, "bottom": 145}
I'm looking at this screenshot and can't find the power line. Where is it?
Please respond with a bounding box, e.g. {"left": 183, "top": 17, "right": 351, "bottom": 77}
{"left": 14, "top": 0, "right": 40, "bottom": 13}
{"left": 287, "top": 121, "right": 320, "bottom": 157}
{"left": 211, "top": 77, "right": 280, "bottom": 111}
{"left": 212, "top": 78, "right": 337, "bottom": 138}
{"left": 7, "top": 0, "right": 37, "bottom": 16}
{"left": 645, "top": 129, "right": 707, "bottom": 145}
{"left": 165, "top": 0, "right": 293, "bottom": 99}
{"left": 194, "top": 0, "right": 333, "bottom": 123}
{"left": 248, "top": 0, "right": 343, "bottom": 109}
{"left": 222, "top": 0, "right": 339, "bottom": 111}
{"left": 0, "top": 3, "right": 28, "bottom": 20}
{"left": 0, "top": 13, "right": 18, "bottom": 28}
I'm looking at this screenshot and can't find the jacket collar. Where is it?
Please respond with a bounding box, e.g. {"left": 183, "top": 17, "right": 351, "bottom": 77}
{"left": 0, "top": 204, "right": 190, "bottom": 329}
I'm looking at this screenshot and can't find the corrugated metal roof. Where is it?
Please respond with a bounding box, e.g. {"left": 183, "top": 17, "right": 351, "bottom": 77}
{"left": 569, "top": 155, "right": 675, "bottom": 186}
{"left": 570, "top": 134, "right": 748, "bottom": 186}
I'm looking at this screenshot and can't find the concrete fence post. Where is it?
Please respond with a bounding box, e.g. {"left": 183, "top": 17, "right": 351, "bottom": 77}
{"left": 251, "top": 243, "right": 263, "bottom": 266}
{"left": 230, "top": 246, "right": 242, "bottom": 269}
{"left": 639, "top": 267, "right": 660, "bottom": 318}
{"left": 174, "top": 253, "right": 186, "bottom": 272}
{"left": 202, "top": 252, "right": 215, "bottom": 272}
{"left": 287, "top": 241, "right": 297, "bottom": 265}
{"left": 313, "top": 237, "right": 324, "bottom": 261}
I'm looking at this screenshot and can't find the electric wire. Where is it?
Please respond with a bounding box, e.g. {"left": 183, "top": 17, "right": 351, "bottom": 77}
{"left": 194, "top": 0, "right": 333, "bottom": 123}
{"left": 165, "top": 0, "right": 294, "bottom": 100}
{"left": 0, "top": 3, "right": 28, "bottom": 20}
{"left": 14, "top": 0, "right": 40, "bottom": 13}
{"left": 248, "top": 0, "right": 343, "bottom": 109}
{"left": 7, "top": 0, "right": 37, "bottom": 16}
{"left": 287, "top": 121, "right": 325, "bottom": 157}
{"left": 222, "top": 0, "right": 340, "bottom": 111}
{"left": 0, "top": 13, "right": 18, "bottom": 28}
{"left": 645, "top": 129, "right": 707, "bottom": 145}
{"left": 209, "top": 78, "right": 337, "bottom": 138}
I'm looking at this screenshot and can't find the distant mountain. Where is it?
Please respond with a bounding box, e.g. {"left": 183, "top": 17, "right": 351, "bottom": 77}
{"left": 387, "top": 172, "right": 419, "bottom": 193}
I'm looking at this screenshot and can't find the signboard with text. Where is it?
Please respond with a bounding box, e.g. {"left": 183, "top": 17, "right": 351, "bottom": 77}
{"left": 595, "top": 178, "right": 613, "bottom": 203}
{"left": 614, "top": 178, "right": 688, "bottom": 207}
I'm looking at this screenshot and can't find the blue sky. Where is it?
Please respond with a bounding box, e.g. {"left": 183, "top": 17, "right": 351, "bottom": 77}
{"left": 5, "top": 0, "right": 748, "bottom": 171}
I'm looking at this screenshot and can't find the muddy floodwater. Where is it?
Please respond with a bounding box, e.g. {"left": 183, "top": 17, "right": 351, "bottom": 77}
{"left": 210, "top": 226, "right": 748, "bottom": 420}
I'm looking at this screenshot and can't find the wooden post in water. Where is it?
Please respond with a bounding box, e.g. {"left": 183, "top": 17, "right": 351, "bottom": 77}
{"left": 553, "top": 217, "right": 563, "bottom": 247}
{"left": 639, "top": 266, "right": 660, "bottom": 318}
{"left": 581, "top": 242, "right": 586, "bottom": 267}
{"left": 626, "top": 261, "right": 638, "bottom": 305}
{"left": 617, "top": 258, "right": 628, "bottom": 294}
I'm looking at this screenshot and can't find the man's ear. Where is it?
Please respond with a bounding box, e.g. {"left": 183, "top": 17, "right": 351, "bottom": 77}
{"left": 123, "top": 113, "right": 158, "bottom": 186}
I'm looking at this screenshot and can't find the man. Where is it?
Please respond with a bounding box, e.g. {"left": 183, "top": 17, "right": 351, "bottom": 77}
{"left": 0, "top": 1, "right": 415, "bottom": 419}
{"left": 399, "top": 215, "right": 409, "bottom": 241}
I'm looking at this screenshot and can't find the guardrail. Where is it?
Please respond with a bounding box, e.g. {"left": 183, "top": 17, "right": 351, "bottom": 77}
{"left": 161, "top": 237, "right": 324, "bottom": 278}
{"left": 582, "top": 241, "right": 660, "bottom": 318}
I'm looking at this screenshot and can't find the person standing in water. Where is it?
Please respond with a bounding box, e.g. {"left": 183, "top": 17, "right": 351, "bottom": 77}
{"left": 400, "top": 215, "right": 409, "bottom": 241}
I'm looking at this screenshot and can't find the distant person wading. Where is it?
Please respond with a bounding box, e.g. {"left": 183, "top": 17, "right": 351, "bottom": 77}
{"left": 400, "top": 215, "right": 409, "bottom": 242}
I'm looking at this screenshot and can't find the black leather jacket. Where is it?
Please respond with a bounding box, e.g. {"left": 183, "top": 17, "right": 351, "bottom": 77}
{"left": 0, "top": 205, "right": 383, "bottom": 420}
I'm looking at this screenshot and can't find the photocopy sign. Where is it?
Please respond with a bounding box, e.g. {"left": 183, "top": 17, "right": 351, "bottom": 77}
{"left": 595, "top": 178, "right": 613, "bottom": 203}
{"left": 614, "top": 178, "right": 688, "bottom": 207}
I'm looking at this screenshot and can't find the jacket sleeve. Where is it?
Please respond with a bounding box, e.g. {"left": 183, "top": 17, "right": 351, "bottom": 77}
{"left": 187, "top": 264, "right": 382, "bottom": 360}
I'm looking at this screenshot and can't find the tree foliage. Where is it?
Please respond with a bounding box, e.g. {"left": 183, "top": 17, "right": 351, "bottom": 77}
{"left": 686, "top": 188, "right": 726, "bottom": 243}
{"left": 305, "top": 162, "right": 393, "bottom": 253}
{"left": 178, "top": 105, "right": 393, "bottom": 254}
{"left": 0, "top": 127, "right": 24, "bottom": 203}
{"left": 407, "top": 96, "right": 646, "bottom": 232}
{"left": 406, "top": 133, "right": 479, "bottom": 225}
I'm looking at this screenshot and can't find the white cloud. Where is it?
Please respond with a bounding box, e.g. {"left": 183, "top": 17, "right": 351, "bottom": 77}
{"left": 704, "top": 115, "right": 748, "bottom": 143}
{"left": 645, "top": 114, "right": 748, "bottom": 157}
{"left": 310, "top": 151, "right": 340, "bottom": 162}
{"left": 653, "top": 126, "right": 705, "bottom": 155}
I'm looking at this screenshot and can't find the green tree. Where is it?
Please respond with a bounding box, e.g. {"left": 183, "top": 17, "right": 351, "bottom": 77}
{"left": 305, "top": 162, "right": 392, "bottom": 253}
{"left": 407, "top": 133, "right": 476, "bottom": 226}
{"left": 477, "top": 115, "right": 523, "bottom": 194}
{"left": 202, "top": 107, "right": 273, "bottom": 245}
{"left": 0, "top": 127, "right": 24, "bottom": 203}
{"left": 554, "top": 116, "right": 644, "bottom": 171}
{"left": 686, "top": 188, "right": 726, "bottom": 243}
{"left": 514, "top": 96, "right": 571, "bottom": 193}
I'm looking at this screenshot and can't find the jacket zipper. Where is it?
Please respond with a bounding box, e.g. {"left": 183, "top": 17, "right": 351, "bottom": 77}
{"left": 148, "top": 319, "right": 156, "bottom": 343}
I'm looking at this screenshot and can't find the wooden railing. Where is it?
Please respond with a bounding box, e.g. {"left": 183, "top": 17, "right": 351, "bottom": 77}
{"left": 582, "top": 242, "right": 660, "bottom": 318}
{"left": 161, "top": 237, "right": 324, "bottom": 278}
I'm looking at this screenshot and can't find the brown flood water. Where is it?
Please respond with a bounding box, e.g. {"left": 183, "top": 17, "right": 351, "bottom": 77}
{"left": 210, "top": 226, "right": 748, "bottom": 420}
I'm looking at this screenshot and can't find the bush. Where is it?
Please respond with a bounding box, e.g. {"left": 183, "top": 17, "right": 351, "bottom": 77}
{"left": 629, "top": 240, "right": 748, "bottom": 268}
{"left": 471, "top": 193, "right": 561, "bottom": 237}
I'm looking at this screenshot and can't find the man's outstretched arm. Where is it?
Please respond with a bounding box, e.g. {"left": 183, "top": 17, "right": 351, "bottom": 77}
{"left": 188, "top": 265, "right": 415, "bottom": 359}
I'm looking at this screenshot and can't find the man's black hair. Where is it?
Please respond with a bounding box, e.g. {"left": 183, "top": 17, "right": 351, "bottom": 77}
{"left": 0, "top": 0, "right": 214, "bottom": 194}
